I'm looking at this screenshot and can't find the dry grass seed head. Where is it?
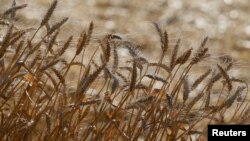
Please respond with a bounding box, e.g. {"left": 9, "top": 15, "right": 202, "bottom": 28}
{"left": 191, "top": 68, "right": 212, "bottom": 90}
{"left": 40, "top": 0, "right": 58, "bottom": 27}
{"left": 100, "top": 35, "right": 111, "bottom": 64}
{"left": 111, "top": 75, "right": 119, "bottom": 94}
{"left": 44, "top": 70, "right": 58, "bottom": 89}
{"left": 170, "top": 38, "right": 180, "bottom": 70}
{"left": 183, "top": 76, "right": 190, "bottom": 103}
{"left": 162, "top": 31, "right": 169, "bottom": 52}
{"left": 129, "top": 59, "right": 137, "bottom": 92}
{"left": 11, "top": 40, "right": 24, "bottom": 62}
{"left": 153, "top": 22, "right": 168, "bottom": 52}
{"left": 217, "top": 64, "right": 232, "bottom": 91}
{"left": 205, "top": 91, "right": 211, "bottom": 108}
{"left": 222, "top": 86, "right": 246, "bottom": 108}
{"left": 25, "top": 41, "right": 42, "bottom": 61}
{"left": 0, "top": 3, "right": 249, "bottom": 139}
{"left": 9, "top": 30, "right": 26, "bottom": 45}
{"left": 29, "top": 50, "right": 41, "bottom": 69}
{"left": 58, "top": 35, "right": 73, "bottom": 56}
{"left": 126, "top": 95, "right": 155, "bottom": 109}
{"left": 3, "top": 4, "right": 27, "bottom": 17}
{"left": 190, "top": 37, "right": 209, "bottom": 65}
{"left": 77, "top": 65, "right": 105, "bottom": 96}
{"left": 166, "top": 94, "right": 173, "bottom": 108}
{"left": 76, "top": 30, "right": 87, "bottom": 56}
{"left": 47, "top": 17, "right": 68, "bottom": 35}
{"left": 50, "top": 68, "right": 65, "bottom": 86}
{"left": 112, "top": 46, "right": 118, "bottom": 73}
{"left": 47, "top": 30, "right": 60, "bottom": 53}
{"left": 86, "top": 21, "right": 94, "bottom": 44}
{"left": 123, "top": 41, "right": 140, "bottom": 58}
{"left": 39, "top": 59, "right": 60, "bottom": 72}
{"left": 176, "top": 48, "right": 192, "bottom": 65}
{"left": 116, "top": 72, "right": 129, "bottom": 84}
{"left": 145, "top": 74, "right": 167, "bottom": 84}
{"left": 148, "top": 63, "right": 171, "bottom": 74}
{"left": 0, "top": 25, "right": 13, "bottom": 58}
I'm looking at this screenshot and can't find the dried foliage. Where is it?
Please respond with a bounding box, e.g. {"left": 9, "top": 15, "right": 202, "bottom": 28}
{"left": 0, "top": 3, "right": 249, "bottom": 141}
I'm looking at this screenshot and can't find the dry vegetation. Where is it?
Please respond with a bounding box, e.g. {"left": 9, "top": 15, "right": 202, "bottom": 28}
{"left": 0, "top": 0, "right": 249, "bottom": 140}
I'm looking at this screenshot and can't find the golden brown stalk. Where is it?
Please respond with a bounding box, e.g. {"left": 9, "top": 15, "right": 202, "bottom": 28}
{"left": 40, "top": 0, "right": 58, "bottom": 27}
{"left": 217, "top": 64, "right": 232, "bottom": 91}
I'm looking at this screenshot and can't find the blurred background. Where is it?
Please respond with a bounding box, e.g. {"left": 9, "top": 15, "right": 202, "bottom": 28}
{"left": 1, "top": 0, "right": 250, "bottom": 78}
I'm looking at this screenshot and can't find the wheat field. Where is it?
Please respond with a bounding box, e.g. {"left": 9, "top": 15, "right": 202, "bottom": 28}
{"left": 0, "top": 0, "right": 249, "bottom": 140}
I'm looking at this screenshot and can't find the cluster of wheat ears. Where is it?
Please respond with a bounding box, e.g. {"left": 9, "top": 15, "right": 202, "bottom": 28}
{"left": 0, "top": 0, "right": 249, "bottom": 141}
